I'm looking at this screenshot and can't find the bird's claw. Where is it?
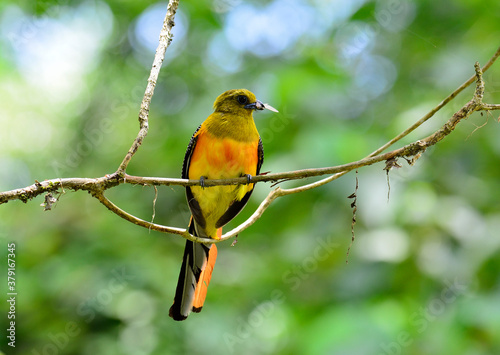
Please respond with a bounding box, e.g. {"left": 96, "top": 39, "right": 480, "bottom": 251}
{"left": 200, "top": 176, "right": 207, "bottom": 188}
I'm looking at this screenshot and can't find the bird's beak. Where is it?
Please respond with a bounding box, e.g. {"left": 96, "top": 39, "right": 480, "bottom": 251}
{"left": 245, "top": 100, "right": 279, "bottom": 112}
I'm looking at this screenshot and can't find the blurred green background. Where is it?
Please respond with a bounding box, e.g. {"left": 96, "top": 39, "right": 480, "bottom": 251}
{"left": 1, "top": 0, "right": 500, "bottom": 354}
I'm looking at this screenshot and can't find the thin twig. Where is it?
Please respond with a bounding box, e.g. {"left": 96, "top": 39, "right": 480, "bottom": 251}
{"left": 277, "top": 47, "right": 500, "bottom": 201}
{"left": 346, "top": 170, "right": 358, "bottom": 264}
{"left": 369, "top": 46, "right": 500, "bottom": 157}
{"left": 116, "top": 0, "right": 179, "bottom": 175}
{"left": 150, "top": 185, "right": 159, "bottom": 231}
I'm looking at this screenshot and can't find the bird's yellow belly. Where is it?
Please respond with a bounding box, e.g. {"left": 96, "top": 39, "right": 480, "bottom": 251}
{"left": 188, "top": 133, "right": 258, "bottom": 238}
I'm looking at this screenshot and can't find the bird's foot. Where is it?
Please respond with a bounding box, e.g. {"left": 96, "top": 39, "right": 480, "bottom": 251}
{"left": 200, "top": 176, "right": 207, "bottom": 188}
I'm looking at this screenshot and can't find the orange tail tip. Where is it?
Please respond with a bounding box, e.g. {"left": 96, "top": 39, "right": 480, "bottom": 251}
{"left": 193, "top": 227, "right": 220, "bottom": 312}
{"left": 192, "top": 243, "right": 218, "bottom": 312}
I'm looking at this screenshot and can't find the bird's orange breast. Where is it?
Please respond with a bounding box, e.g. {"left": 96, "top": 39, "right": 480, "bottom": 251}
{"left": 188, "top": 130, "right": 259, "bottom": 180}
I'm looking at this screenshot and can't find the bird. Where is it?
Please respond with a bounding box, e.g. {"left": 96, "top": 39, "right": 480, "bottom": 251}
{"left": 169, "top": 89, "right": 277, "bottom": 321}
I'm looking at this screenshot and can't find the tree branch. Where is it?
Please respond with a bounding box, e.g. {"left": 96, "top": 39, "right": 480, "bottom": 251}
{"left": 116, "top": 0, "right": 179, "bottom": 175}
{"left": 1, "top": 0, "right": 499, "bottom": 246}
{"left": 369, "top": 46, "right": 500, "bottom": 157}
{"left": 218, "top": 61, "right": 490, "bottom": 242}
{"left": 1, "top": 61, "right": 496, "bottom": 244}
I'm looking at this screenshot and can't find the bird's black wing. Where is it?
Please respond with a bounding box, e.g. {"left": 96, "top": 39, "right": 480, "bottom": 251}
{"left": 182, "top": 125, "right": 206, "bottom": 229}
{"left": 257, "top": 136, "right": 264, "bottom": 175}
{"left": 182, "top": 124, "right": 201, "bottom": 179}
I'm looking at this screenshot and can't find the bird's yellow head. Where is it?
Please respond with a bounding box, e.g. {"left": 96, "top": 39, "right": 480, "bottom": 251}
{"left": 213, "top": 89, "right": 278, "bottom": 115}
{"left": 205, "top": 89, "right": 277, "bottom": 140}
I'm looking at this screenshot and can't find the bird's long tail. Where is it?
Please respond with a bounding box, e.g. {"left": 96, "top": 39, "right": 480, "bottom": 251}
{"left": 169, "top": 220, "right": 218, "bottom": 321}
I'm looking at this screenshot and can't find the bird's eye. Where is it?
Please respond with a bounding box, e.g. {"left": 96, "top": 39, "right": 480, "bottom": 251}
{"left": 237, "top": 95, "right": 249, "bottom": 105}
